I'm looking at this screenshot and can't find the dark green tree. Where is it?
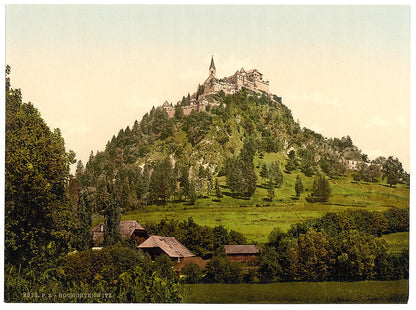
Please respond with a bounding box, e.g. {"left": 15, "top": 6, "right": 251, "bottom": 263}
{"left": 260, "top": 163, "right": 269, "bottom": 180}
{"left": 266, "top": 179, "right": 275, "bottom": 201}
{"left": 307, "top": 175, "right": 331, "bottom": 202}
{"left": 150, "top": 158, "right": 174, "bottom": 203}
{"left": 179, "top": 165, "right": 190, "bottom": 200}
{"left": 256, "top": 246, "right": 284, "bottom": 283}
{"left": 204, "top": 254, "right": 242, "bottom": 283}
{"left": 212, "top": 225, "right": 231, "bottom": 249}
{"left": 215, "top": 178, "right": 223, "bottom": 198}
{"left": 295, "top": 175, "right": 304, "bottom": 198}
{"left": 382, "top": 156, "right": 403, "bottom": 187}
{"left": 333, "top": 231, "right": 387, "bottom": 281}
{"left": 285, "top": 150, "right": 298, "bottom": 172}
{"left": 5, "top": 70, "right": 74, "bottom": 269}
{"left": 182, "top": 262, "right": 203, "bottom": 284}
{"left": 289, "top": 230, "right": 335, "bottom": 281}
{"left": 104, "top": 184, "right": 121, "bottom": 246}
{"left": 73, "top": 190, "right": 93, "bottom": 251}
{"left": 269, "top": 161, "right": 283, "bottom": 187}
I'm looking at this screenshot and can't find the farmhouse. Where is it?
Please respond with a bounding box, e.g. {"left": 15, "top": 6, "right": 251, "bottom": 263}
{"left": 138, "top": 235, "right": 195, "bottom": 262}
{"left": 91, "top": 220, "right": 149, "bottom": 245}
{"left": 224, "top": 245, "right": 260, "bottom": 263}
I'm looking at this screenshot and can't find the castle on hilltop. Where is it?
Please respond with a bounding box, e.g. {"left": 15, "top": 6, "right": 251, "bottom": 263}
{"left": 203, "top": 56, "right": 270, "bottom": 96}
{"left": 162, "top": 56, "right": 271, "bottom": 117}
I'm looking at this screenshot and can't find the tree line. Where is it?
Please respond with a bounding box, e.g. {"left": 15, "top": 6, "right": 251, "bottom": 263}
{"left": 178, "top": 208, "right": 409, "bottom": 284}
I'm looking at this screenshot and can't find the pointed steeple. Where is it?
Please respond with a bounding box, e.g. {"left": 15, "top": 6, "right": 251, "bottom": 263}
{"left": 210, "top": 55, "right": 216, "bottom": 70}
{"left": 209, "top": 55, "right": 216, "bottom": 76}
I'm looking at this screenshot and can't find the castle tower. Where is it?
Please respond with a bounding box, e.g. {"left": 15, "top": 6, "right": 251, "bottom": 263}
{"left": 209, "top": 55, "right": 216, "bottom": 77}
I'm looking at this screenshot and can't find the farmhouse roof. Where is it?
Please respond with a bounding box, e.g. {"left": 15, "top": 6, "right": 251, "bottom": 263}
{"left": 224, "top": 245, "right": 260, "bottom": 255}
{"left": 138, "top": 235, "right": 195, "bottom": 258}
{"left": 91, "top": 220, "right": 145, "bottom": 239}
{"left": 119, "top": 220, "right": 146, "bottom": 237}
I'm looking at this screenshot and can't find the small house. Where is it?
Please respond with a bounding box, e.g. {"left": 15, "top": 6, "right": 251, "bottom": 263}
{"left": 137, "top": 235, "right": 195, "bottom": 262}
{"left": 91, "top": 220, "right": 148, "bottom": 245}
{"left": 224, "top": 245, "right": 260, "bottom": 263}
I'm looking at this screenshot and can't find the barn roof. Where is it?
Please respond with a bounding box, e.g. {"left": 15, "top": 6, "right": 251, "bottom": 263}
{"left": 138, "top": 235, "right": 195, "bottom": 258}
{"left": 91, "top": 220, "right": 145, "bottom": 239}
{"left": 224, "top": 245, "right": 260, "bottom": 255}
{"left": 173, "top": 256, "right": 207, "bottom": 273}
{"left": 119, "top": 220, "right": 146, "bottom": 238}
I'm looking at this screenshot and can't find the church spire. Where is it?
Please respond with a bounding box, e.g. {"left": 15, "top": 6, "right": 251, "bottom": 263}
{"left": 209, "top": 55, "right": 216, "bottom": 76}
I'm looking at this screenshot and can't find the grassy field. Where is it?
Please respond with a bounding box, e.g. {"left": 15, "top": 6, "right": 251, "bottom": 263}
{"left": 93, "top": 167, "right": 409, "bottom": 244}
{"left": 182, "top": 280, "right": 409, "bottom": 303}
{"left": 379, "top": 232, "right": 409, "bottom": 255}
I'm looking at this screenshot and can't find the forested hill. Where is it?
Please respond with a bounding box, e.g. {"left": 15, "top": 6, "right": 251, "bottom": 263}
{"left": 74, "top": 88, "right": 378, "bottom": 211}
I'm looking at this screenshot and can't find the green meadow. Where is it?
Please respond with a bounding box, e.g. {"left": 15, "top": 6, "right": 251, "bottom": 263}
{"left": 182, "top": 280, "right": 409, "bottom": 303}
{"left": 380, "top": 232, "right": 410, "bottom": 255}
{"left": 94, "top": 169, "right": 409, "bottom": 244}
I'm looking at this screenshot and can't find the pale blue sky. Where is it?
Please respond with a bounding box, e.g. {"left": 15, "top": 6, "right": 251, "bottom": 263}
{"left": 5, "top": 5, "right": 411, "bottom": 170}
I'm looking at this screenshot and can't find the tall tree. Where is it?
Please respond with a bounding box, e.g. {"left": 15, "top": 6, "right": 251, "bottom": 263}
{"left": 382, "top": 156, "right": 403, "bottom": 187}
{"left": 269, "top": 161, "right": 283, "bottom": 187}
{"left": 150, "top": 158, "right": 174, "bottom": 203}
{"left": 307, "top": 175, "right": 331, "bottom": 203}
{"left": 103, "top": 184, "right": 121, "bottom": 245}
{"left": 289, "top": 230, "right": 335, "bottom": 281}
{"left": 179, "top": 165, "right": 190, "bottom": 200}
{"left": 295, "top": 175, "right": 304, "bottom": 198}
{"left": 73, "top": 190, "right": 92, "bottom": 251}
{"left": 5, "top": 68, "right": 74, "bottom": 269}
{"left": 215, "top": 178, "right": 223, "bottom": 198}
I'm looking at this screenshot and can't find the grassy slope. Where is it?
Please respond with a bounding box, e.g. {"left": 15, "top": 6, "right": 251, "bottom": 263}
{"left": 379, "top": 232, "right": 409, "bottom": 255}
{"left": 94, "top": 155, "right": 409, "bottom": 243}
{"left": 182, "top": 280, "right": 409, "bottom": 303}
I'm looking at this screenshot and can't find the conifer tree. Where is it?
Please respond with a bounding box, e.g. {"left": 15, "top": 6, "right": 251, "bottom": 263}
{"left": 307, "top": 175, "right": 331, "bottom": 202}
{"left": 104, "top": 183, "right": 121, "bottom": 245}
{"left": 73, "top": 190, "right": 92, "bottom": 251}
{"left": 215, "top": 178, "right": 223, "bottom": 198}
{"left": 295, "top": 175, "right": 304, "bottom": 198}
{"left": 267, "top": 179, "right": 275, "bottom": 201}
{"left": 179, "top": 165, "right": 190, "bottom": 200}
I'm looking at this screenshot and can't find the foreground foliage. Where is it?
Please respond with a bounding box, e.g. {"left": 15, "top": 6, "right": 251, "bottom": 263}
{"left": 5, "top": 246, "right": 182, "bottom": 302}
{"left": 4, "top": 70, "right": 182, "bottom": 303}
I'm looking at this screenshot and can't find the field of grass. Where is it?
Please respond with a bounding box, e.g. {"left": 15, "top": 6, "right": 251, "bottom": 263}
{"left": 379, "top": 232, "right": 409, "bottom": 255}
{"left": 93, "top": 166, "right": 409, "bottom": 244}
{"left": 182, "top": 280, "right": 409, "bottom": 303}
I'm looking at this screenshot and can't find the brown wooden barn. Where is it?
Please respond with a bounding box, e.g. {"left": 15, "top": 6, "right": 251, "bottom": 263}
{"left": 91, "top": 220, "right": 148, "bottom": 245}
{"left": 137, "top": 235, "right": 195, "bottom": 262}
{"left": 224, "top": 245, "right": 260, "bottom": 263}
